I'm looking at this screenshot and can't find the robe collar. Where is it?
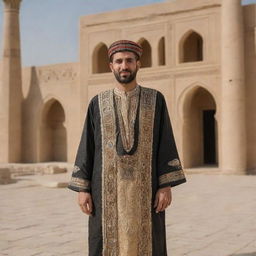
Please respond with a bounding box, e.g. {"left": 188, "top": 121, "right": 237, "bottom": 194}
{"left": 114, "top": 85, "right": 140, "bottom": 98}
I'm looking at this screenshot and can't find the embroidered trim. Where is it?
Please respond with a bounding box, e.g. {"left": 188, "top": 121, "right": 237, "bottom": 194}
{"left": 159, "top": 170, "right": 185, "bottom": 186}
{"left": 69, "top": 177, "right": 90, "bottom": 190}
{"left": 99, "top": 87, "right": 156, "bottom": 255}
{"left": 168, "top": 158, "right": 181, "bottom": 167}
{"left": 137, "top": 88, "right": 156, "bottom": 255}
{"left": 72, "top": 165, "right": 80, "bottom": 174}
{"left": 114, "top": 87, "right": 139, "bottom": 152}
{"left": 99, "top": 90, "right": 119, "bottom": 255}
{"left": 113, "top": 85, "right": 139, "bottom": 98}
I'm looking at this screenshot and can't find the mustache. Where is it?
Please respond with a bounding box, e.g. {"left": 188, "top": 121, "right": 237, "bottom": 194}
{"left": 120, "top": 69, "right": 131, "bottom": 73}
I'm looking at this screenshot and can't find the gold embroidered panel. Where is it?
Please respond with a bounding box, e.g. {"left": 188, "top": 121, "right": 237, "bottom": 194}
{"left": 99, "top": 87, "right": 157, "bottom": 256}
{"left": 114, "top": 86, "right": 140, "bottom": 152}
{"left": 159, "top": 169, "right": 186, "bottom": 186}
{"left": 99, "top": 90, "right": 119, "bottom": 255}
{"left": 168, "top": 158, "right": 181, "bottom": 168}
{"left": 69, "top": 177, "right": 91, "bottom": 190}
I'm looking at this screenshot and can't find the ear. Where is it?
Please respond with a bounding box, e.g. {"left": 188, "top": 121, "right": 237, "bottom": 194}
{"left": 109, "top": 62, "right": 114, "bottom": 72}
{"left": 137, "top": 60, "right": 141, "bottom": 69}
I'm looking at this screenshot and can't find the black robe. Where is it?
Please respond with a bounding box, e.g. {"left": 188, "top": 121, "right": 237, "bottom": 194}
{"left": 68, "top": 86, "right": 186, "bottom": 256}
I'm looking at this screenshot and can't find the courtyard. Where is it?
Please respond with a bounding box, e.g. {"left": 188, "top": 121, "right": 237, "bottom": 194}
{"left": 0, "top": 171, "right": 255, "bottom": 256}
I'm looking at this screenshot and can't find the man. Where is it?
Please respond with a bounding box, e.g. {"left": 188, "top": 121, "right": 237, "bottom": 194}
{"left": 68, "top": 40, "right": 186, "bottom": 256}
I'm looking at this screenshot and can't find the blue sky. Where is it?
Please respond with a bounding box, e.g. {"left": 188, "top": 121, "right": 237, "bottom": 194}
{"left": 0, "top": 0, "right": 255, "bottom": 67}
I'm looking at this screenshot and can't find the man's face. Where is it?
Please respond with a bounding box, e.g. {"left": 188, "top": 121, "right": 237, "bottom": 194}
{"left": 109, "top": 51, "right": 140, "bottom": 84}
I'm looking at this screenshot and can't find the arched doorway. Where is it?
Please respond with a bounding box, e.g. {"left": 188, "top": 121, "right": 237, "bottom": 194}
{"left": 40, "top": 99, "right": 67, "bottom": 162}
{"left": 182, "top": 87, "right": 218, "bottom": 168}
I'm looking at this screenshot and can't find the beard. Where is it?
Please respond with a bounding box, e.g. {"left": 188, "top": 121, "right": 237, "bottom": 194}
{"left": 113, "top": 68, "right": 138, "bottom": 84}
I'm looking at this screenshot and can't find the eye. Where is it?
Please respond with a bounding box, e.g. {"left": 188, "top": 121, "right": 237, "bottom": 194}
{"left": 115, "top": 59, "right": 122, "bottom": 64}
{"left": 127, "top": 58, "right": 134, "bottom": 63}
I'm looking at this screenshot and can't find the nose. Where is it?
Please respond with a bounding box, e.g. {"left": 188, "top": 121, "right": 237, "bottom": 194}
{"left": 121, "top": 60, "right": 128, "bottom": 70}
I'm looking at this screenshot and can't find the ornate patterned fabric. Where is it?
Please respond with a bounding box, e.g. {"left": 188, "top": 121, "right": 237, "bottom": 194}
{"left": 113, "top": 85, "right": 140, "bottom": 152}
{"left": 68, "top": 86, "right": 186, "bottom": 255}
{"left": 108, "top": 40, "right": 143, "bottom": 60}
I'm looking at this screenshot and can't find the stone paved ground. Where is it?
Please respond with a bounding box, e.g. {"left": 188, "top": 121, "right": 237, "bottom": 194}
{"left": 0, "top": 172, "right": 256, "bottom": 256}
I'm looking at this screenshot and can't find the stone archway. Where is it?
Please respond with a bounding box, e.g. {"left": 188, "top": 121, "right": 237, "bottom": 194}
{"left": 182, "top": 87, "right": 218, "bottom": 168}
{"left": 138, "top": 38, "right": 152, "bottom": 68}
{"left": 158, "top": 37, "right": 166, "bottom": 66}
{"left": 92, "top": 42, "right": 110, "bottom": 73}
{"left": 39, "top": 99, "right": 67, "bottom": 162}
{"left": 179, "top": 30, "right": 203, "bottom": 63}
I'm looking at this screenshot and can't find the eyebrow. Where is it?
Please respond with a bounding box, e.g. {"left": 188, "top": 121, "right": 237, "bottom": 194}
{"left": 114, "top": 57, "right": 135, "bottom": 62}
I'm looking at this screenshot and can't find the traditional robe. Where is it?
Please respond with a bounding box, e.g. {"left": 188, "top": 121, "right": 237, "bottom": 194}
{"left": 68, "top": 86, "right": 186, "bottom": 256}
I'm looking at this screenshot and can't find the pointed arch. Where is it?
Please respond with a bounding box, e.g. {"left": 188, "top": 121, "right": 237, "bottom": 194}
{"left": 39, "top": 99, "right": 67, "bottom": 162}
{"left": 158, "top": 37, "right": 166, "bottom": 66}
{"left": 92, "top": 42, "right": 110, "bottom": 74}
{"left": 179, "top": 30, "right": 203, "bottom": 63}
{"left": 182, "top": 86, "right": 218, "bottom": 168}
{"left": 138, "top": 38, "right": 152, "bottom": 68}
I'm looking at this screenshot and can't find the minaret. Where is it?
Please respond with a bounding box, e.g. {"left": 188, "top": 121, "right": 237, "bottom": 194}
{"left": 0, "top": 0, "right": 22, "bottom": 162}
{"left": 220, "top": 0, "right": 246, "bottom": 174}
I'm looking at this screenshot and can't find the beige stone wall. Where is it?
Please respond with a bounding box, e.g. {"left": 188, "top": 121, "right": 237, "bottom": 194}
{"left": 21, "top": 63, "right": 80, "bottom": 163}
{"left": 244, "top": 5, "right": 256, "bottom": 174}
{"left": 1, "top": 0, "right": 256, "bottom": 174}
{"left": 80, "top": 0, "right": 221, "bottom": 168}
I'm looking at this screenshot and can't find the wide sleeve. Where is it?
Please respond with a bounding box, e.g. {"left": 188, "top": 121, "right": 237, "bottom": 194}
{"left": 68, "top": 99, "right": 95, "bottom": 193}
{"left": 156, "top": 93, "right": 186, "bottom": 188}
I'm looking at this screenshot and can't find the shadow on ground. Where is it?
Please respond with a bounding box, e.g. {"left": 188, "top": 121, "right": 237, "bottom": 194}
{"left": 0, "top": 179, "right": 17, "bottom": 185}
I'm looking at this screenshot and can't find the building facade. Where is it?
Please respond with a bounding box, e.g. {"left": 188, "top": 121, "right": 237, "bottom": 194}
{"left": 0, "top": 0, "right": 255, "bottom": 174}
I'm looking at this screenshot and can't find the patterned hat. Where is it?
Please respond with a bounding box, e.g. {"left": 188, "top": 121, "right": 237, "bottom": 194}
{"left": 108, "top": 40, "right": 143, "bottom": 60}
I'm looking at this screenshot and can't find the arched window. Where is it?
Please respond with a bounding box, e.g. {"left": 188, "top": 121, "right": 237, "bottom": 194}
{"left": 92, "top": 43, "right": 110, "bottom": 73}
{"left": 180, "top": 31, "right": 203, "bottom": 63}
{"left": 138, "top": 38, "right": 152, "bottom": 68}
{"left": 158, "top": 37, "right": 166, "bottom": 66}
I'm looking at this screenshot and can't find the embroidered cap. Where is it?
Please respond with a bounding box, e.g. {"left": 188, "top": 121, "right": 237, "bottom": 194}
{"left": 108, "top": 40, "right": 143, "bottom": 60}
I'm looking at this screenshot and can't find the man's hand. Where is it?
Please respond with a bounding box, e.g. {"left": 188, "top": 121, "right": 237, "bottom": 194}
{"left": 154, "top": 186, "right": 172, "bottom": 213}
{"left": 78, "top": 192, "right": 93, "bottom": 215}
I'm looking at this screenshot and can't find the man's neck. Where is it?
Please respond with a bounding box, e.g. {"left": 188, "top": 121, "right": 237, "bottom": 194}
{"left": 116, "top": 81, "right": 137, "bottom": 92}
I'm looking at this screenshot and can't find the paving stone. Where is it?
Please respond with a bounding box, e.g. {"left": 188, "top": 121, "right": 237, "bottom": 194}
{"left": 0, "top": 173, "right": 255, "bottom": 255}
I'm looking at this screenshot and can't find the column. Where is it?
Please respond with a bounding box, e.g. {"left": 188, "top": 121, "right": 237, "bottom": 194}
{"left": 220, "top": 0, "right": 247, "bottom": 174}
{"left": 0, "top": 0, "right": 23, "bottom": 162}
